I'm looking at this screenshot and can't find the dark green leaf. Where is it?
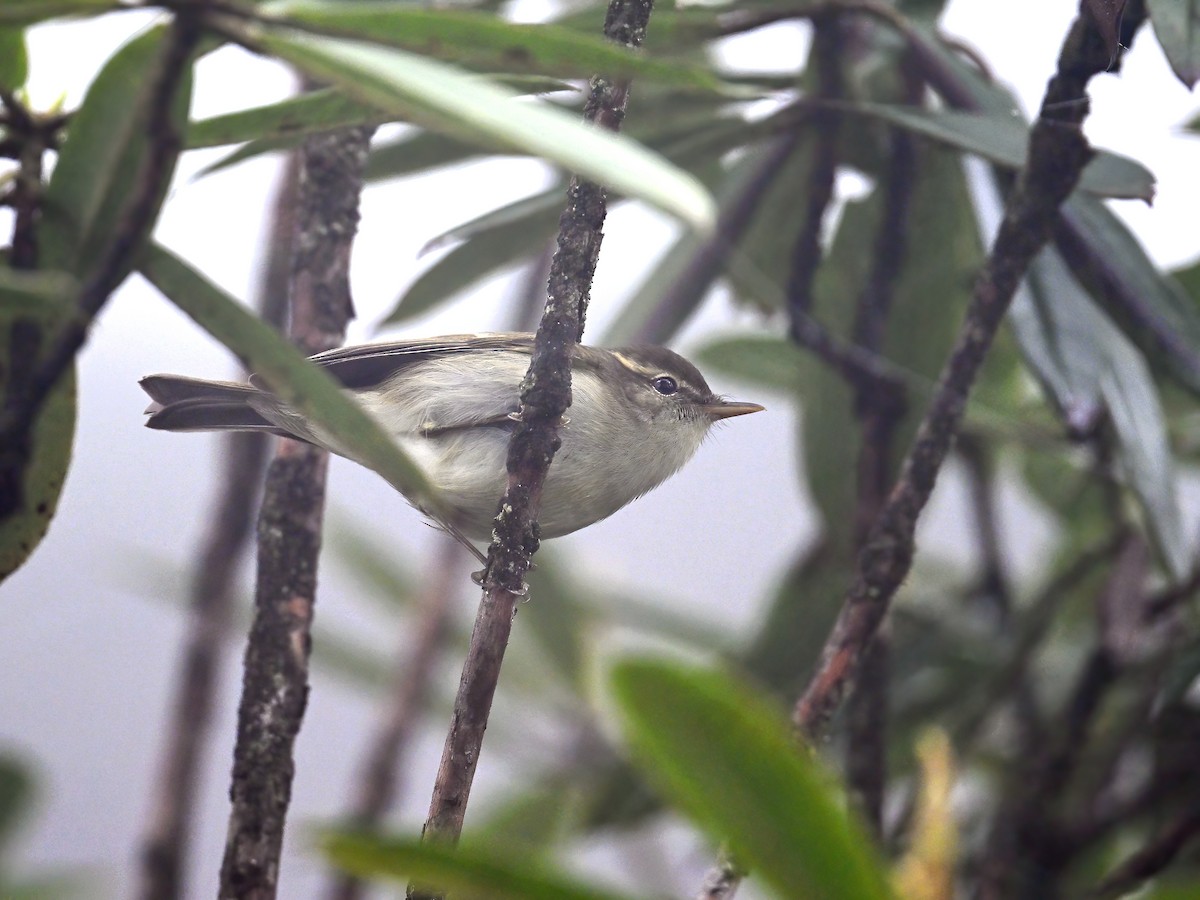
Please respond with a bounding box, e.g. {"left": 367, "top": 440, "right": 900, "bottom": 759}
{"left": 186, "top": 88, "right": 386, "bottom": 148}
{"left": 258, "top": 1, "right": 734, "bottom": 93}
{"left": 1011, "top": 248, "right": 1189, "bottom": 581}
{"left": 1060, "top": 194, "right": 1200, "bottom": 396}
{"left": 322, "top": 831, "right": 642, "bottom": 900}
{"left": 383, "top": 195, "right": 560, "bottom": 325}
{"left": 252, "top": 28, "right": 716, "bottom": 230}
{"left": 0, "top": 287, "right": 77, "bottom": 585}
{"left": 845, "top": 104, "right": 1155, "bottom": 202}
{"left": 0, "top": 26, "right": 27, "bottom": 89}
{"left": 366, "top": 130, "right": 485, "bottom": 182}
{"left": 137, "top": 242, "right": 436, "bottom": 509}
{"left": 1147, "top": 0, "right": 1200, "bottom": 88}
{"left": 0, "top": 753, "right": 33, "bottom": 853}
{"left": 40, "top": 26, "right": 193, "bottom": 281}
{"left": 611, "top": 659, "right": 892, "bottom": 900}
{"left": 0, "top": 0, "right": 120, "bottom": 24}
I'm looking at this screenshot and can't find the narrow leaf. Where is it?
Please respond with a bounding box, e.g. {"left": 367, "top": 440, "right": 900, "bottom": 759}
{"left": 322, "top": 831, "right": 642, "bottom": 900}
{"left": 137, "top": 243, "right": 436, "bottom": 511}
{"left": 0, "top": 0, "right": 120, "bottom": 24}
{"left": 611, "top": 659, "right": 892, "bottom": 900}
{"left": 845, "top": 104, "right": 1155, "bottom": 202}
{"left": 186, "top": 88, "right": 385, "bottom": 148}
{"left": 0, "top": 26, "right": 27, "bottom": 89}
{"left": 1011, "top": 248, "right": 1190, "bottom": 581}
{"left": 1147, "top": 0, "right": 1200, "bottom": 88}
{"left": 40, "top": 26, "right": 193, "bottom": 280}
{"left": 384, "top": 196, "right": 560, "bottom": 325}
{"left": 1060, "top": 194, "right": 1200, "bottom": 396}
{"left": 258, "top": 1, "right": 733, "bottom": 93}
{"left": 0, "top": 289, "right": 77, "bottom": 585}
{"left": 250, "top": 28, "right": 716, "bottom": 232}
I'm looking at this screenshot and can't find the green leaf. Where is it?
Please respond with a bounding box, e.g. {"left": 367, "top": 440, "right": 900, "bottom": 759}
{"left": 186, "top": 88, "right": 386, "bottom": 148}
{"left": 1011, "top": 248, "right": 1190, "bottom": 581}
{"left": 1060, "top": 194, "right": 1200, "bottom": 396}
{"left": 845, "top": 104, "right": 1156, "bottom": 202}
{"left": 0, "top": 26, "right": 27, "bottom": 89}
{"left": 366, "top": 130, "right": 485, "bottom": 182}
{"left": 258, "top": 1, "right": 733, "bottom": 93}
{"left": 384, "top": 193, "right": 561, "bottom": 325}
{"left": 250, "top": 28, "right": 716, "bottom": 232}
{"left": 0, "top": 752, "right": 34, "bottom": 853}
{"left": 322, "top": 831, "right": 642, "bottom": 900}
{"left": 611, "top": 659, "right": 892, "bottom": 900}
{"left": 1147, "top": 0, "right": 1200, "bottom": 88}
{"left": 40, "top": 25, "right": 193, "bottom": 281}
{"left": 0, "top": 286, "right": 77, "bottom": 585}
{"left": 0, "top": 0, "right": 120, "bottom": 24}
{"left": 136, "top": 242, "right": 437, "bottom": 512}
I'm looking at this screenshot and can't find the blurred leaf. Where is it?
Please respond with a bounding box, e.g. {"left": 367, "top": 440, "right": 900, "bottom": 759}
{"left": 611, "top": 659, "right": 892, "bottom": 900}
{"left": 1147, "top": 0, "right": 1200, "bottom": 88}
{"left": 1011, "top": 248, "right": 1190, "bottom": 581}
{"left": 254, "top": 28, "right": 716, "bottom": 231}
{"left": 0, "top": 291, "right": 77, "bottom": 585}
{"left": 846, "top": 104, "right": 1155, "bottom": 202}
{"left": 0, "top": 26, "right": 26, "bottom": 89}
{"left": 384, "top": 196, "right": 560, "bottom": 325}
{"left": 186, "top": 88, "right": 385, "bottom": 148}
{"left": 322, "top": 831, "right": 641, "bottom": 900}
{"left": 0, "top": 0, "right": 120, "bottom": 24}
{"left": 0, "top": 753, "right": 33, "bottom": 853}
{"left": 469, "top": 779, "right": 578, "bottom": 851}
{"left": 1060, "top": 194, "right": 1200, "bottom": 397}
{"left": 137, "top": 243, "right": 436, "bottom": 509}
{"left": 419, "top": 189, "right": 563, "bottom": 256}
{"left": 325, "top": 515, "right": 418, "bottom": 610}
{"left": 258, "top": 1, "right": 735, "bottom": 93}
{"left": 891, "top": 730, "right": 957, "bottom": 900}
{"left": 695, "top": 335, "right": 805, "bottom": 394}
{"left": 40, "top": 25, "right": 193, "bottom": 281}
{"left": 366, "top": 129, "right": 486, "bottom": 182}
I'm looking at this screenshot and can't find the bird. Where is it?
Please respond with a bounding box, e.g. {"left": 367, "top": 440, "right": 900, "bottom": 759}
{"left": 140, "top": 333, "right": 763, "bottom": 556}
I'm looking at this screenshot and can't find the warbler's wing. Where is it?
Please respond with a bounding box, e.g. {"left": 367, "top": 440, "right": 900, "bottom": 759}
{"left": 285, "top": 334, "right": 539, "bottom": 437}
{"left": 304, "top": 333, "right": 536, "bottom": 389}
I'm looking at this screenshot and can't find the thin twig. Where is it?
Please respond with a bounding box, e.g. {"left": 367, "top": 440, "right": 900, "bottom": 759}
{"left": 411, "top": 3, "right": 653, "bottom": 894}
{"left": 793, "top": 6, "right": 1137, "bottom": 738}
{"left": 219, "top": 125, "right": 374, "bottom": 900}
{"left": 137, "top": 153, "right": 299, "bottom": 900}
{"left": 1087, "top": 807, "right": 1200, "bottom": 900}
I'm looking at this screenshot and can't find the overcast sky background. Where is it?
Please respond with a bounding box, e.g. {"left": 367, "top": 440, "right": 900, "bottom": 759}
{"left": 1, "top": 2, "right": 1198, "bottom": 898}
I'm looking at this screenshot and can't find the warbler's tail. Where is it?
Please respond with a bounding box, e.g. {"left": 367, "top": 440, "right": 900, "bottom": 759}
{"left": 139, "top": 375, "right": 285, "bottom": 434}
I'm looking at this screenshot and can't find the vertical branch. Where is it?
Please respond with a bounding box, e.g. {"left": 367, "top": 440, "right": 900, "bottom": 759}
{"left": 793, "top": 7, "right": 1140, "bottom": 738}
{"left": 412, "top": 0, "right": 655, "bottom": 886}
{"left": 841, "top": 56, "right": 919, "bottom": 833}
{"left": 219, "top": 125, "right": 374, "bottom": 900}
{"left": 137, "top": 155, "right": 299, "bottom": 900}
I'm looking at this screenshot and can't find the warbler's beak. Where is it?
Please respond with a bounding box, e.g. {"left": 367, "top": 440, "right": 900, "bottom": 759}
{"left": 703, "top": 400, "right": 765, "bottom": 421}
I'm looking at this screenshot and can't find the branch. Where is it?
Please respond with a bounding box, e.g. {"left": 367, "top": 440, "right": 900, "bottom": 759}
{"left": 792, "top": 6, "right": 1139, "bottom": 738}
{"left": 0, "top": 12, "right": 199, "bottom": 520}
{"left": 411, "top": 0, "right": 654, "bottom": 889}
{"left": 219, "top": 125, "right": 374, "bottom": 900}
{"left": 137, "top": 154, "right": 299, "bottom": 900}
{"left": 1087, "top": 808, "right": 1200, "bottom": 900}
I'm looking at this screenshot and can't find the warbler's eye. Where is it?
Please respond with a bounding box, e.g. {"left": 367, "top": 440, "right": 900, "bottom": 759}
{"left": 652, "top": 376, "right": 678, "bottom": 396}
